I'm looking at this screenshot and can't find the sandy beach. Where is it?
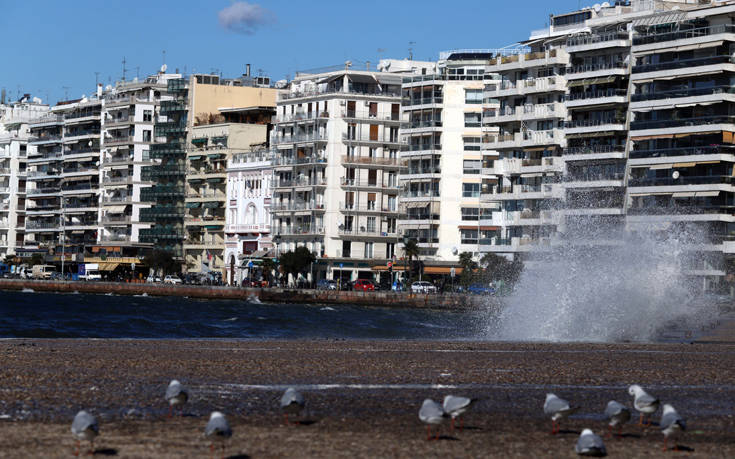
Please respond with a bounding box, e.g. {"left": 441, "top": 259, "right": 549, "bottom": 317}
{"left": 1, "top": 339, "right": 734, "bottom": 458}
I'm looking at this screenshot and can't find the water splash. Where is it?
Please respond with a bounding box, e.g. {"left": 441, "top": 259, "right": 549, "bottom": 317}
{"left": 491, "top": 226, "right": 722, "bottom": 342}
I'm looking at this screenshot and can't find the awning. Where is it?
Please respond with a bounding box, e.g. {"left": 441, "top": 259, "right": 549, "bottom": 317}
{"left": 108, "top": 164, "right": 130, "bottom": 170}
{"left": 458, "top": 225, "right": 499, "bottom": 231}
{"left": 566, "top": 131, "right": 615, "bottom": 139}
{"left": 673, "top": 162, "right": 697, "bottom": 168}
{"left": 206, "top": 177, "right": 225, "bottom": 183}
{"left": 424, "top": 266, "right": 464, "bottom": 275}
{"left": 204, "top": 224, "right": 223, "bottom": 229}
{"left": 631, "top": 134, "right": 674, "bottom": 141}
{"left": 98, "top": 262, "right": 120, "bottom": 271}
{"left": 105, "top": 205, "right": 127, "bottom": 213}
{"left": 696, "top": 191, "right": 721, "bottom": 197}
{"left": 186, "top": 202, "right": 201, "bottom": 208}
{"left": 521, "top": 172, "right": 543, "bottom": 178}
{"left": 347, "top": 74, "right": 379, "bottom": 85}
{"left": 188, "top": 155, "right": 203, "bottom": 161}
{"left": 632, "top": 11, "right": 687, "bottom": 27}
{"left": 673, "top": 192, "right": 696, "bottom": 197}
{"left": 650, "top": 164, "right": 673, "bottom": 170}
{"left": 404, "top": 202, "right": 429, "bottom": 209}
{"left": 202, "top": 201, "right": 222, "bottom": 208}
{"left": 567, "top": 75, "right": 618, "bottom": 87}
{"left": 635, "top": 41, "right": 724, "bottom": 56}
{"left": 372, "top": 265, "right": 407, "bottom": 272}
{"left": 523, "top": 147, "right": 547, "bottom": 152}
{"left": 191, "top": 138, "right": 207, "bottom": 144}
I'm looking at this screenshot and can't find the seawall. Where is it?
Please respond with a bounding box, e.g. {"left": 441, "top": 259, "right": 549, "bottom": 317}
{"left": 0, "top": 279, "right": 487, "bottom": 311}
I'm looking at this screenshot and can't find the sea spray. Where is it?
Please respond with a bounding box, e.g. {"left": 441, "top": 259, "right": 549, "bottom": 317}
{"left": 490, "top": 225, "right": 721, "bottom": 342}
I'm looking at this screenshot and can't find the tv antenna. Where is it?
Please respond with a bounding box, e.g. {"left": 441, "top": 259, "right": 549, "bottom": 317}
{"left": 408, "top": 41, "right": 416, "bottom": 60}
{"left": 94, "top": 72, "right": 100, "bottom": 86}
{"left": 377, "top": 48, "right": 386, "bottom": 62}
{"left": 62, "top": 86, "right": 70, "bottom": 100}
{"left": 121, "top": 57, "right": 128, "bottom": 81}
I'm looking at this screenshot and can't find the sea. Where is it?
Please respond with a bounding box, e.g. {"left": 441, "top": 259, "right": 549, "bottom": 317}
{"left": 0, "top": 290, "right": 487, "bottom": 339}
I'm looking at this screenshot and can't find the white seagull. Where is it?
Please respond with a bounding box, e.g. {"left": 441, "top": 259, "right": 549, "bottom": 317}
{"left": 544, "top": 393, "right": 579, "bottom": 434}
{"left": 628, "top": 384, "right": 660, "bottom": 426}
{"left": 660, "top": 404, "right": 686, "bottom": 451}
{"left": 204, "top": 411, "right": 232, "bottom": 456}
{"left": 71, "top": 410, "right": 99, "bottom": 456}
{"left": 442, "top": 395, "right": 475, "bottom": 432}
{"left": 280, "top": 387, "right": 305, "bottom": 425}
{"left": 603, "top": 400, "right": 631, "bottom": 438}
{"left": 165, "top": 379, "right": 189, "bottom": 418}
{"left": 419, "top": 399, "right": 446, "bottom": 440}
{"left": 575, "top": 428, "right": 607, "bottom": 457}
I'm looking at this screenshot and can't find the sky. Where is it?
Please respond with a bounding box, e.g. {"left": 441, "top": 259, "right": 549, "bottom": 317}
{"left": 0, "top": 0, "right": 584, "bottom": 106}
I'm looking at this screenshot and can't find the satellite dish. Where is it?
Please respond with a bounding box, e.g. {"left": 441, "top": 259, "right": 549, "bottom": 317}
{"left": 88, "top": 140, "right": 93, "bottom": 147}
{"left": 452, "top": 247, "right": 458, "bottom": 256}
{"left": 601, "top": 1, "right": 610, "bottom": 7}
{"left": 105, "top": 85, "right": 112, "bottom": 91}
{"left": 160, "top": 64, "right": 168, "bottom": 73}
{"left": 594, "top": 4, "right": 601, "bottom": 12}
{"left": 672, "top": 171, "right": 680, "bottom": 179}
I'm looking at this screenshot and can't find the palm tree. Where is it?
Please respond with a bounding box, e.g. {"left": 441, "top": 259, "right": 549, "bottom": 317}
{"left": 402, "top": 238, "right": 420, "bottom": 281}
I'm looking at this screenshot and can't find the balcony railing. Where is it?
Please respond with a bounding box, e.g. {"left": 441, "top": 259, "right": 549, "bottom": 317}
{"left": 563, "top": 145, "right": 625, "bottom": 155}
{"left": 279, "top": 87, "right": 401, "bottom": 101}
{"left": 629, "top": 175, "right": 735, "bottom": 187}
{"left": 403, "top": 143, "right": 442, "bottom": 152}
{"left": 273, "top": 133, "right": 327, "bottom": 144}
{"left": 273, "top": 111, "right": 330, "bottom": 124}
{"left": 28, "top": 187, "right": 61, "bottom": 195}
{"left": 629, "top": 144, "right": 735, "bottom": 159}
{"left": 633, "top": 55, "right": 734, "bottom": 74}
{"left": 272, "top": 156, "right": 326, "bottom": 166}
{"left": 565, "top": 118, "right": 624, "bottom": 129}
{"left": 342, "top": 133, "right": 400, "bottom": 144}
{"left": 271, "top": 202, "right": 325, "bottom": 212}
{"left": 567, "top": 89, "right": 627, "bottom": 101}
{"left": 564, "top": 172, "right": 625, "bottom": 182}
{"left": 630, "top": 115, "right": 735, "bottom": 131}
{"left": 340, "top": 178, "right": 400, "bottom": 190}
{"left": 402, "top": 96, "right": 443, "bottom": 106}
{"left": 403, "top": 120, "right": 442, "bottom": 129}
{"left": 633, "top": 24, "right": 735, "bottom": 46}
{"left": 338, "top": 228, "right": 397, "bottom": 238}
{"left": 340, "top": 203, "right": 399, "bottom": 213}
{"left": 567, "top": 62, "right": 627, "bottom": 75}
{"left": 567, "top": 32, "right": 629, "bottom": 47}
{"left": 341, "top": 155, "right": 403, "bottom": 167}
{"left": 628, "top": 205, "right": 735, "bottom": 216}
{"left": 631, "top": 85, "right": 735, "bottom": 102}
{"left": 273, "top": 177, "right": 326, "bottom": 188}
{"left": 275, "top": 225, "right": 325, "bottom": 236}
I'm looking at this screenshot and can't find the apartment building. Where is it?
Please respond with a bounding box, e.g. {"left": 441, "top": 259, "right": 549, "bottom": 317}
{"left": 626, "top": 0, "right": 735, "bottom": 289}
{"left": 224, "top": 148, "right": 273, "bottom": 285}
{"left": 0, "top": 96, "right": 48, "bottom": 258}
{"left": 99, "top": 75, "right": 174, "bottom": 252}
{"left": 399, "top": 53, "right": 499, "bottom": 267}
{"left": 272, "top": 64, "right": 430, "bottom": 282}
{"left": 185, "top": 108, "right": 274, "bottom": 275}
{"left": 25, "top": 97, "right": 102, "bottom": 267}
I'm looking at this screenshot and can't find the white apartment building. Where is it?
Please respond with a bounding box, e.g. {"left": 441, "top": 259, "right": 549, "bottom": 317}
{"left": 99, "top": 75, "right": 175, "bottom": 248}
{"left": 224, "top": 148, "right": 273, "bottom": 285}
{"left": 399, "top": 53, "right": 500, "bottom": 267}
{"left": 272, "top": 64, "right": 430, "bottom": 282}
{"left": 0, "top": 96, "right": 49, "bottom": 258}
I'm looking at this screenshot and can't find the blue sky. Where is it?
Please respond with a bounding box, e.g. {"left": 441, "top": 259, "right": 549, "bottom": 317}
{"left": 1, "top": 0, "right": 583, "bottom": 105}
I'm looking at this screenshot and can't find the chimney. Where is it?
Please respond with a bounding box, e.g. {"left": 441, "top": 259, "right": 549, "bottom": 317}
{"left": 1, "top": 88, "right": 5, "bottom": 105}
{"left": 246, "top": 64, "right": 251, "bottom": 77}
{"left": 366, "top": 61, "right": 370, "bottom": 71}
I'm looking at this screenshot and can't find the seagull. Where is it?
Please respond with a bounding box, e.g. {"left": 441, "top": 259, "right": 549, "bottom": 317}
{"left": 419, "top": 399, "right": 446, "bottom": 440}
{"left": 165, "top": 379, "right": 188, "bottom": 418}
{"left": 204, "top": 411, "right": 232, "bottom": 456}
{"left": 544, "top": 393, "right": 579, "bottom": 434}
{"left": 604, "top": 400, "right": 631, "bottom": 438}
{"left": 575, "top": 428, "right": 607, "bottom": 457}
{"left": 280, "top": 387, "right": 305, "bottom": 425}
{"left": 71, "top": 410, "right": 99, "bottom": 456}
{"left": 442, "top": 395, "right": 475, "bottom": 432}
{"left": 628, "top": 384, "right": 660, "bottom": 426}
{"left": 660, "top": 404, "right": 686, "bottom": 451}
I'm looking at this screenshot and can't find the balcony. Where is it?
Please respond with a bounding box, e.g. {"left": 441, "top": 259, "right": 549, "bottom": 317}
{"left": 629, "top": 144, "right": 735, "bottom": 159}
{"left": 154, "top": 122, "right": 187, "bottom": 137}
{"left": 140, "top": 206, "right": 185, "bottom": 219}
{"left": 340, "top": 203, "right": 400, "bottom": 214}
{"left": 104, "top": 114, "right": 134, "bottom": 127}
{"left": 484, "top": 130, "right": 564, "bottom": 149}
{"left": 629, "top": 175, "right": 735, "bottom": 187}
{"left": 63, "top": 130, "right": 100, "bottom": 142}
{"left": 341, "top": 110, "right": 402, "bottom": 124}
{"left": 566, "top": 32, "right": 630, "bottom": 52}
{"left": 487, "top": 103, "right": 565, "bottom": 123}
{"left": 563, "top": 145, "right": 626, "bottom": 161}
{"left": 25, "top": 221, "right": 59, "bottom": 230}
{"left": 401, "top": 119, "right": 442, "bottom": 132}
{"left": 273, "top": 177, "right": 326, "bottom": 189}
{"left": 565, "top": 89, "right": 627, "bottom": 108}
{"left": 342, "top": 133, "right": 401, "bottom": 146}
{"left": 631, "top": 85, "right": 735, "bottom": 104}
{"left": 630, "top": 115, "right": 735, "bottom": 131}
{"left": 99, "top": 233, "right": 132, "bottom": 242}
{"left": 27, "top": 187, "right": 61, "bottom": 196}
{"left": 139, "top": 227, "right": 184, "bottom": 240}
{"left": 101, "top": 215, "right": 132, "bottom": 225}
{"left": 274, "top": 225, "right": 325, "bottom": 237}
{"left": 159, "top": 100, "right": 187, "bottom": 115}
{"left": 150, "top": 142, "right": 186, "bottom": 158}
{"left": 338, "top": 228, "right": 397, "bottom": 239}
{"left": 401, "top": 96, "right": 443, "bottom": 107}
{"left": 29, "top": 134, "right": 63, "bottom": 145}
{"left": 633, "top": 24, "right": 735, "bottom": 47}
{"left": 484, "top": 76, "right": 566, "bottom": 98}
{"left": 341, "top": 155, "right": 404, "bottom": 168}
{"left": 566, "top": 62, "right": 627, "bottom": 80}
{"left": 102, "top": 176, "right": 134, "bottom": 185}
{"left": 142, "top": 166, "right": 187, "bottom": 178}
{"left": 140, "top": 185, "right": 185, "bottom": 198}
{"left": 487, "top": 49, "right": 568, "bottom": 71}
{"left": 105, "top": 135, "right": 135, "bottom": 146}
{"left": 185, "top": 217, "right": 226, "bottom": 227}
{"left": 29, "top": 114, "right": 63, "bottom": 127}
{"left": 340, "top": 178, "right": 401, "bottom": 192}
{"left": 564, "top": 118, "right": 626, "bottom": 134}
{"left": 401, "top": 143, "right": 442, "bottom": 155}
{"left": 273, "top": 133, "right": 327, "bottom": 145}
{"left": 279, "top": 87, "right": 401, "bottom": 102}
{"left": 271, "top": 201, "right": 325, "bottom": 212}
{"left": 273, "top": 111, "right": 330, "bottom": 124}
{"left": 632, "top": 55, "right": 734, "bottom": 75}
{"left": 272, "top": 156, "right": 327, "bottom": 167}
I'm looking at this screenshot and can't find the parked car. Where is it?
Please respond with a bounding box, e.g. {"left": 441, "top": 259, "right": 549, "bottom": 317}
{"left": 146, "top": 275, "right": 162, "bottom": 283}
{"left": 411, "top": 281, "right": 437, "bottom": 294}
{"left": 353, "top": 279, "right": 376, "bottom": 292}
{"left": 164, "top": 275, "right": 182, "bottom": 285}
{"left": 31, "top": 264, "right": 56, "bottom": 280}
{"left": 467, "top": 284, "right": 496, "bottom": 295}
{"left": 317, "top": 279, "right": 338, "bottom": 290}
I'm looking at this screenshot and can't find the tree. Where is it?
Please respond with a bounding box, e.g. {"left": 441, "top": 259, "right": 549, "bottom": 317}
{"left": 279, "top": 247, "right": 315, "bottom": 282}
{"left": 143, "top": 249, "right": 177, "bottom": 275}
{"left": 458, "top": 252, "right": 478, "bottom": 287}
{"left": 261, "top": 258, "right": 277, "bottom": 285}
{"left": 402, "top": 238, "right": 420, "bottom": 281}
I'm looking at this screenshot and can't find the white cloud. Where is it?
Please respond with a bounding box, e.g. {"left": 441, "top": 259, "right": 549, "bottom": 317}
{"left": 218, "top": 2, "right": 274, "bottom": 35}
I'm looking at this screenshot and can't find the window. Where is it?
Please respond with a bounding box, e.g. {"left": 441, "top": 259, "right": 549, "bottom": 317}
{"left": 142, "top": 130, "right": 151, "bottom": 142}
{"left": 387, "top": 242, "right": 395, "bottom": 259}
{"left": 143, "top": 110, "right": 152, "bottom": 122}
{"left": 465, "top": 89, "right": 483, "bottom": 104}
{"left": 364, "top": 242, "right": 374, "bottom": 258}
{"left": 461, "top": 208, "right": 480, "bottom": 221}
{"left": 463, "top": 160, "right": 482, "bottom": 174}
{"left": 464, "top": 112, "right": 481, "bottom": 127}
{"left": 462, "top": 183, "right": 480, "bottom": 198}
{"left": 461, "top": 229, "right": 479, "bottom": 244}
{"left": 342, "top": 240, "right": 352, "bottom": 258}
{"left": 388, "top": 196, "right": 396, "bottom": 211}
{"left": 367, "top": 193, "right": 376, "bottom": 210}
{"left": 463, "top": 137, "right": 481, "bottom": 151}
{"left": 366, "top": 216, "right": 376, "bottom": 233}
{"left": 369, "top": 124, "right": 379, "bottom": 141}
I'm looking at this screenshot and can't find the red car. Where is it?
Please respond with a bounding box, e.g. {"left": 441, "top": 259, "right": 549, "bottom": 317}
{"left": 353, "top": 279, "right": 376, "bottom": 292}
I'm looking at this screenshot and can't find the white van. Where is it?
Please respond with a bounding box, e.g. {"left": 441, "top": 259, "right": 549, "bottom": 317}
{"left": 80, "top": 263, "right": 102, "bottom": 281}
{"left": 31, "top": 265, "right": 56, "bottom": 280}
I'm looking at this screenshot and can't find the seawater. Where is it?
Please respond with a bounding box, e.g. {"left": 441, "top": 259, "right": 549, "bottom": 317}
{"left": 0, "top": 290, "right": 485, "bottom": 339}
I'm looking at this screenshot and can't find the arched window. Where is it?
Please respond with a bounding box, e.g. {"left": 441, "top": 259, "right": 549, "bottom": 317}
{"left": 246, "top": 204, "right": 257, "bottom": 225}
